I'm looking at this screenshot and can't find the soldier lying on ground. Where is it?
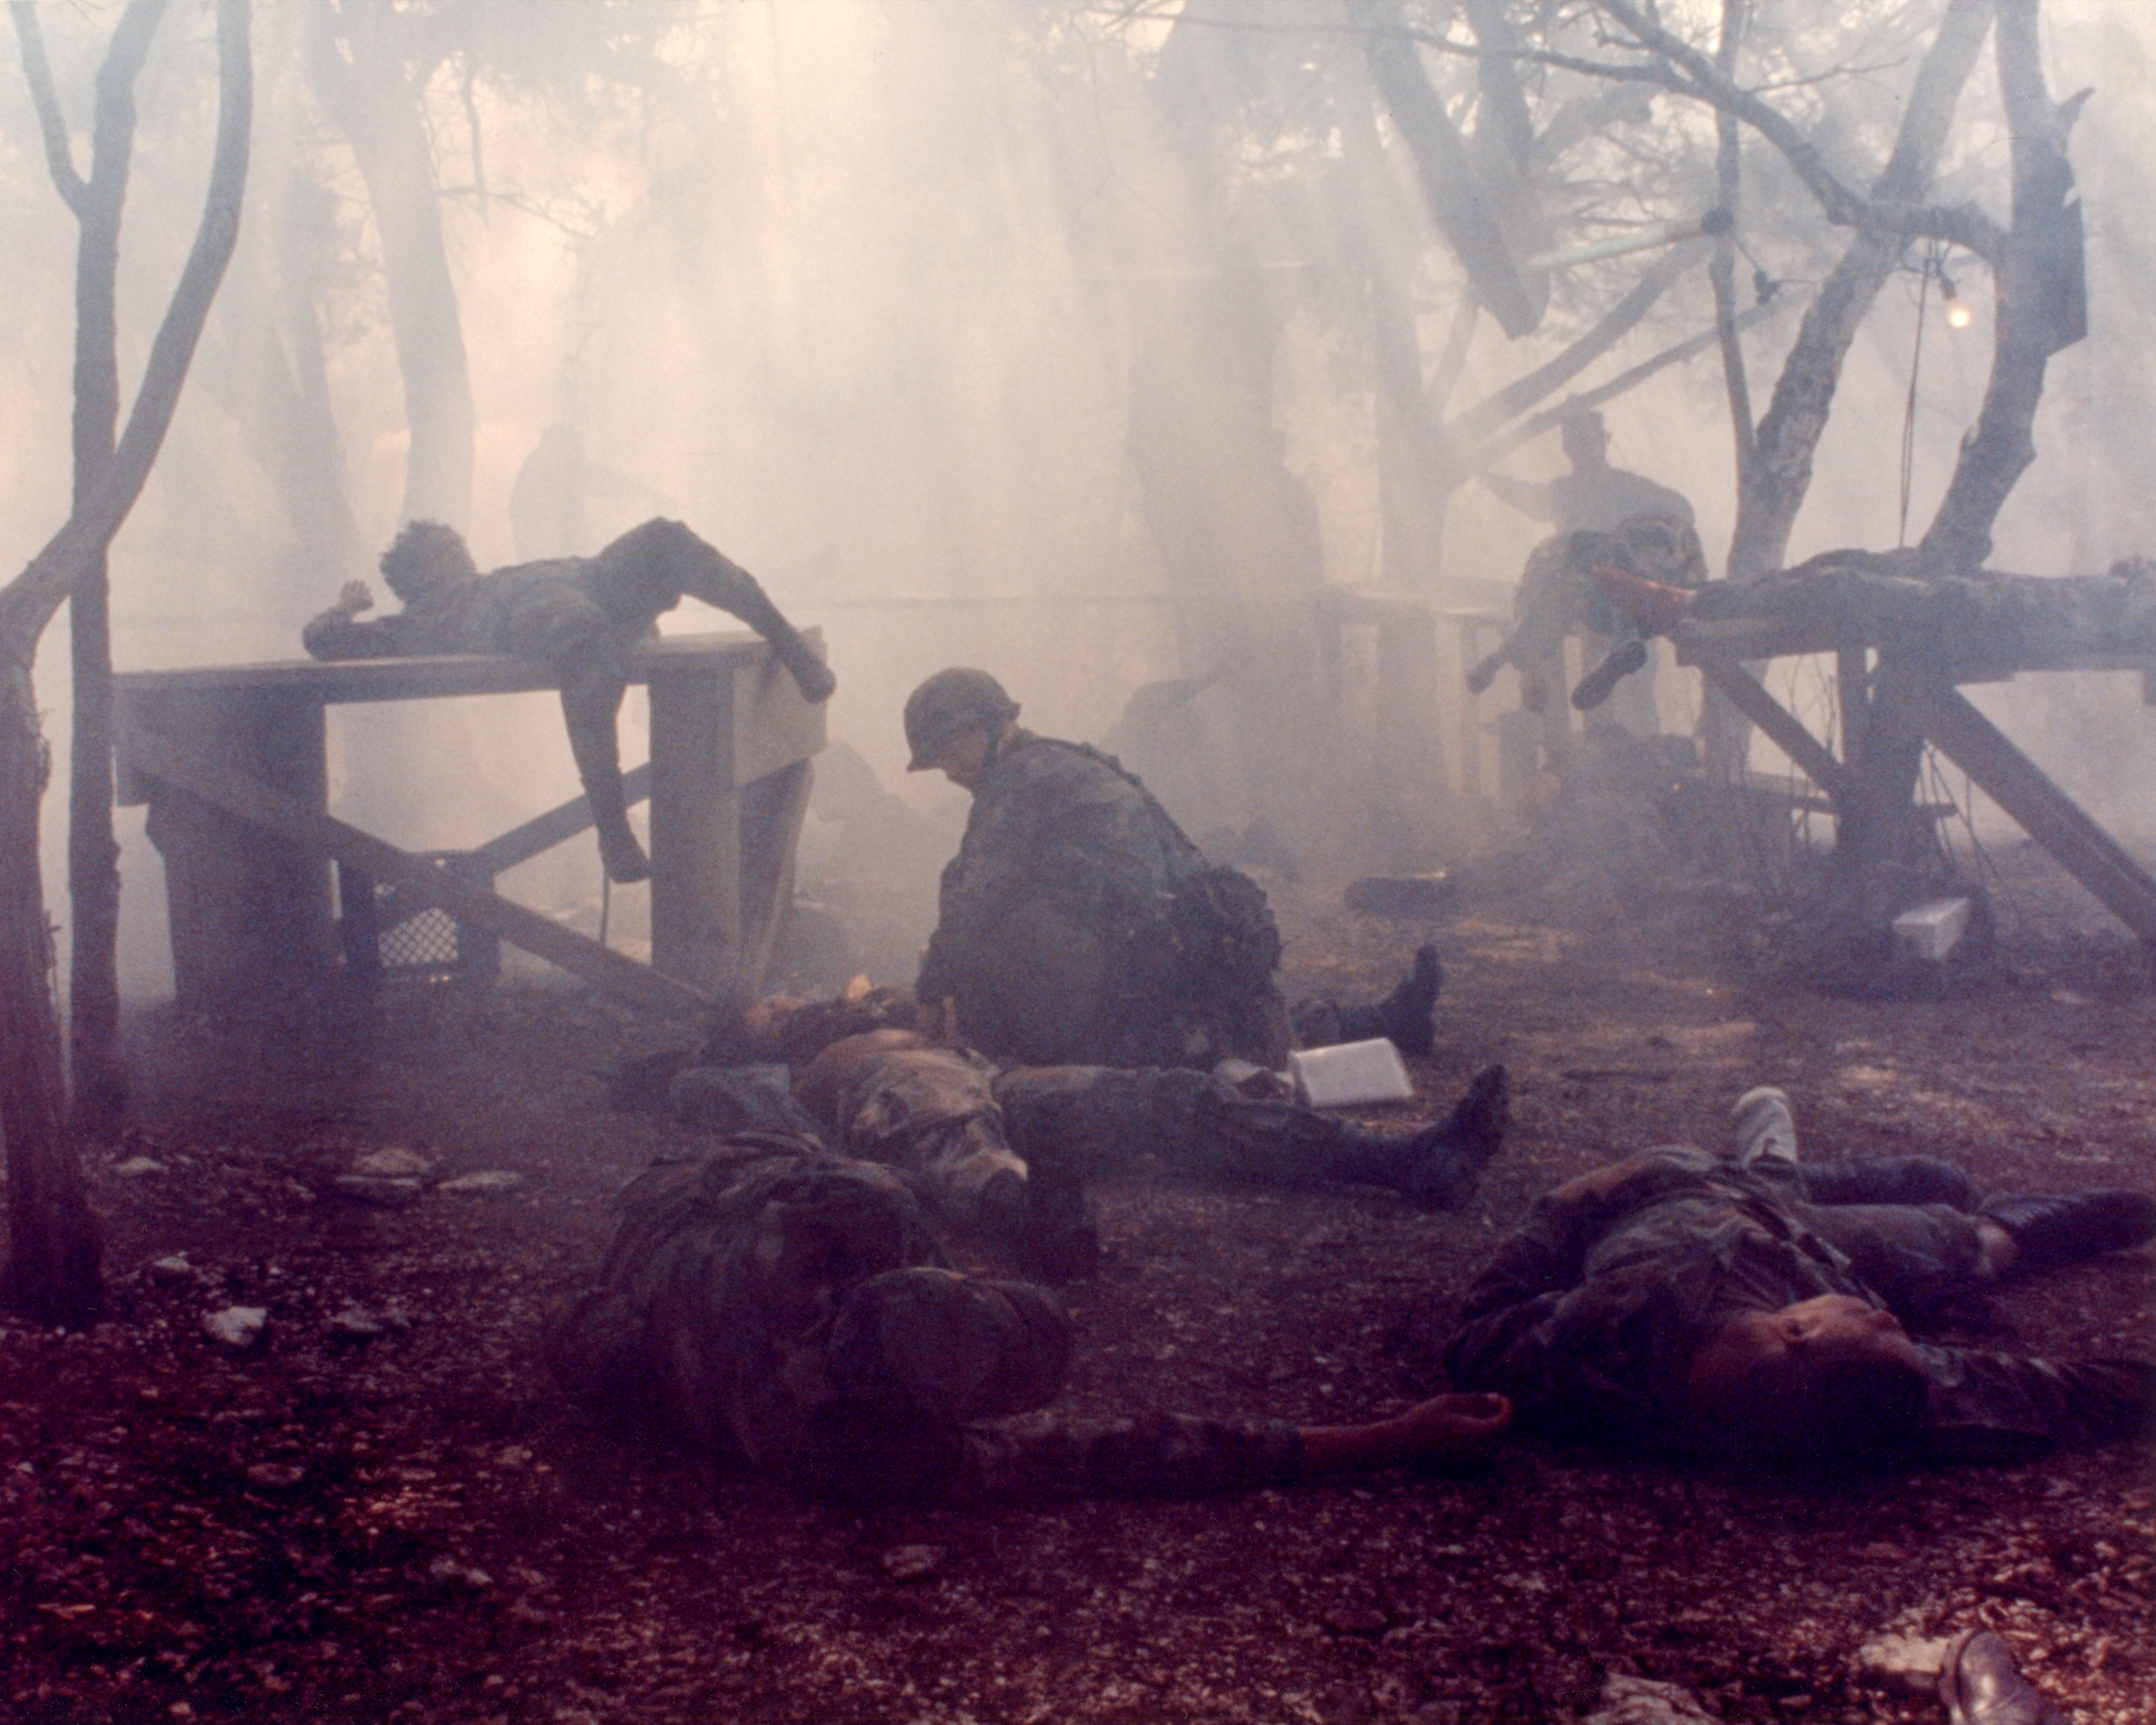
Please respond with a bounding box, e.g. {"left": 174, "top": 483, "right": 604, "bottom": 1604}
{"left": 902, "top": 667, "right": 1321, "bottom": 1071}
{"left": 636, "top": 1009, "right": 1507, "bottom": 1281}
{"left": 544, "top": 1134, "right": 1511, "bottom": 1505}
{"left": 1443, "top": 1086, "right": 2155, "bottom": 1467}
{"left": 794, "top": 1030, "right": 1508, "bottom": 1277}
{"left": 608, "top": 948, "right": 1448, "bottom": 1126}
{"left": 303, "top": 518, "right": 836, "bottom": 883}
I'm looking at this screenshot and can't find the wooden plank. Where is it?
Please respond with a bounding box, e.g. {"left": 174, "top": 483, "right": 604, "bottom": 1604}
{"left": 135, "top": 689, "right": 336, "bottom": 996}
{"left": 460, "top": 763, "right": 651, "bottom": 880}
{"left": 1837, "top": 646, "right": 1869, "bottom": 776}
{"left": 1672, "top": 615, "right": 1839, "bottom": 664}
{"left": 648, "top": 659, "right": 738, "bottom": 994}
{"left": 1375, "top": 603, "right": 1448, "bottom": 806}
{"left": 1694, "top": 658, "right": 1858, "bottom": 804}
{"left": 735, "top": 759, "right": 816, "bottom": 994}
{"left": 729, "top": 652, "right": 827, "bottom": 786}
{"left": 125, "top": 727, "right": 711, "bottom": 1016}
{"left": 111, "top": 630, "right": 777, "bottom": 705}
{"left": 1672, "top": 614, "right": 2156, "bottom": 683}
{"left": 1886, "top": 669, "right": 2156, "bottom": 941}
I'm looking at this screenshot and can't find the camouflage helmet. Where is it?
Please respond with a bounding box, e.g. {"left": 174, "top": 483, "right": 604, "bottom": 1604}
{"left": 903, "top": 668, "right": 1019, "bottom": 771}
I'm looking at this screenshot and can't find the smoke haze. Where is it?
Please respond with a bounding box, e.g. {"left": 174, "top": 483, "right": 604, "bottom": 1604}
{"left": 3, "top": 0, "right": 2150, "bottom": 1000}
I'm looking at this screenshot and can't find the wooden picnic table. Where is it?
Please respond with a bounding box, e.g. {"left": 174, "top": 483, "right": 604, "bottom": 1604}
{"left": 113, "top": 631, "right": 824, "bottom": 1017}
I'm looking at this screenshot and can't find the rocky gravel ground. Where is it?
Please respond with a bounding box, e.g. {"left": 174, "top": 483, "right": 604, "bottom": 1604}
{"left": 3, "top": 873, "right": 2151, "bottom": 1723}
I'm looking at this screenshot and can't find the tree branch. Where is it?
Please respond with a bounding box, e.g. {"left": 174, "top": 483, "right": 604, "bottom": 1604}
{"left": 1921, "top": 0, "right": 2074, "bottom": 565}
{"left": 1466, "top": 298, "right": 1781, "bottom": 472}
{"left": 9, "top": 1, "right": 90, "bottom": 215}
{"left": 1448, "top": 243, "right": 1700, "bottom": 444}
{"left": 1725, "top": 0, "right": 1994, "bottom": 581}
{"left": 0, "top": 0, "right": 252, "bottom": 647}
{"left": 1535, "top": 3, "right": 1871, "bottom": 228}
{"left": 1709, "top": 0, "right": 1756, "bottom": 490}
{"left": 1352, "top": 0, "right": 1545, "bottom": 338}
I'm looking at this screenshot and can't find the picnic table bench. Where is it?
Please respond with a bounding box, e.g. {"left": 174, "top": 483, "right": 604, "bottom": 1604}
{"left": 113, "top": 631, "right": 824, "bottom": 1017}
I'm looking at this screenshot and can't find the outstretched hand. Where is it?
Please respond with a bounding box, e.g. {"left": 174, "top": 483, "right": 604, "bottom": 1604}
{"left": 1390, "top": 1391, "right": 1512, "bottom": 1461}
{"left": 335, "top": 579, "right": 375, "bottom": 617}
{"left": 1299, "top": 1391, "right": 1512, "bottom": 1475}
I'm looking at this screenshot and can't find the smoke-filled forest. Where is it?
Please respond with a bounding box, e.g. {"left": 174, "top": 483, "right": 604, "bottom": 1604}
{"left": 2, "top": 3, "right": 2151, "bottom": 1722}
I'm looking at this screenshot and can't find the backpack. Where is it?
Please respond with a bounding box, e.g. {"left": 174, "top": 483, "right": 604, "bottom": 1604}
{"left": 1067, "top": 741, "right": 1283, "bottom": 1006}
{"left": 1165, "top": 863, "right": 1283, "bottom": 1002}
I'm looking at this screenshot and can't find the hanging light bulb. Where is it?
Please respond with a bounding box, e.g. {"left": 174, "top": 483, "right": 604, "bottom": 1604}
{"left": 1938, "top": 273, "right": 1973, "bottom": 330}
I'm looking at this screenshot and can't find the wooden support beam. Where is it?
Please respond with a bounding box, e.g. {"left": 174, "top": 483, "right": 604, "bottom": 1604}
{"left": 1693, "top": 657, "right": 1858, "bottom": 804}
{"left": 124, "top": 729, "right": 711, "bottom": 1017}
{"left": 455, "top": 763, "right": 651, "bottom": 884}
{"left": 1884, "top": 669, "right": 2156, "bottom": 942}
{"left": 734, "top": 760, "right": 816, "bottom": 992}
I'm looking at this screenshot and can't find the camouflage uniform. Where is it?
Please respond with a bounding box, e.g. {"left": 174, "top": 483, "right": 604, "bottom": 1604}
{"left": 1442, "top": 1147, "right": 2152, "bottom": 1463}
{"left": 305, "top": 518, "right": 831, "bottom": 879}
{"left": 543, "top": 1138, "right": 1303, "bottom": 1504}
{"left": 917, "top": 730, "right": 1288, "bottom": 1070}
{"left": 1467, "top": 515, "right": 1707, "bottom": 727}
{"left": 789, "top": 1033, "right": 1031, "bottom": 1235}
{"left": 790, "top": 1031, "right": 1477, "bottom": 1208}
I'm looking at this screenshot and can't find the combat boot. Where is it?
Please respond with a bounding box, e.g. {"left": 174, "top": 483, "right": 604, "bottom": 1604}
{"left": 1319, "top": 945, "right": 1443, "bottom": 1056}
{"left": 1329, "top": 1064, "right": 1507, "bottom": 1210}
{"left": 1981, "top": 1190, "right": 2156, "bottom": 1276}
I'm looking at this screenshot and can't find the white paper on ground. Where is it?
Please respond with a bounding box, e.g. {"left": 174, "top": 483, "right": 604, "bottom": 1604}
{"left": 1288, "top": 1038, "right": 1414, "bottom": 1108}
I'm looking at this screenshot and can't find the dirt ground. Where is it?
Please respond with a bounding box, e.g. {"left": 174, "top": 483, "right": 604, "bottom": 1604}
{"left": 3, "top": 864, "right": 2152, "bottom": 1724}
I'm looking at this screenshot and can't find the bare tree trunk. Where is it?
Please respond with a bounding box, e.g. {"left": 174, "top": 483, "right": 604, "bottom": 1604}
{"left": 0, "top": 0, "right": 251, "bottom": 1326}
{"left": 60, "top": 17, "right": 148, "bottom": 1141}
{"left": 1708, "top": 0, "right": 1756, "bottom": 495}
{"left": 1725, "top": 0, "right": 1992, "bottom": 582}
{"left": 13, "top": 0, "right": 168, "bottom": 1141}
{"left": 0, "top": 664, "right": 98, "bottom": 1324}
{"left": 201, "top": 164, "right": 364, "bottom": 581}
{"left": 309, "top": 0, "right": 475, "bottom": 529}
{"left": 1922, "top": 0, "right": 2081, "bottom": 566}
{"left": 1353, "top": 0, "right": 1546, "bottom": 338}
{"left": 1337, "top": 88, "right": 1456, "bottom": 590}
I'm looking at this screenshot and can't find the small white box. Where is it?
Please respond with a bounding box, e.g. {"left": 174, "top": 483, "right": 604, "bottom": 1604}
{"left": 1287, "top": 1038, "right": 1414, "bottom": 1108}
{"left": 1892, "top": 897, "right": 1972, "bottom": 961}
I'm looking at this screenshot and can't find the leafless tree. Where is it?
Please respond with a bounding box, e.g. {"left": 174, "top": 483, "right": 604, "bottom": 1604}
{"left": 12, "top": 0, "right": 170, "bottom": 1142}
{"left": 0, "top": 0, "right": 252, "bottom": 1326}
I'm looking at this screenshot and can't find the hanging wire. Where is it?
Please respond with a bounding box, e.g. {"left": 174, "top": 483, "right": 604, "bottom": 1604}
{"left": 1898, "top": 244, "right": 1939, "bottom": 548}
{"left": 1919, "top": 744, "right": 2023, "bottom": 937}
